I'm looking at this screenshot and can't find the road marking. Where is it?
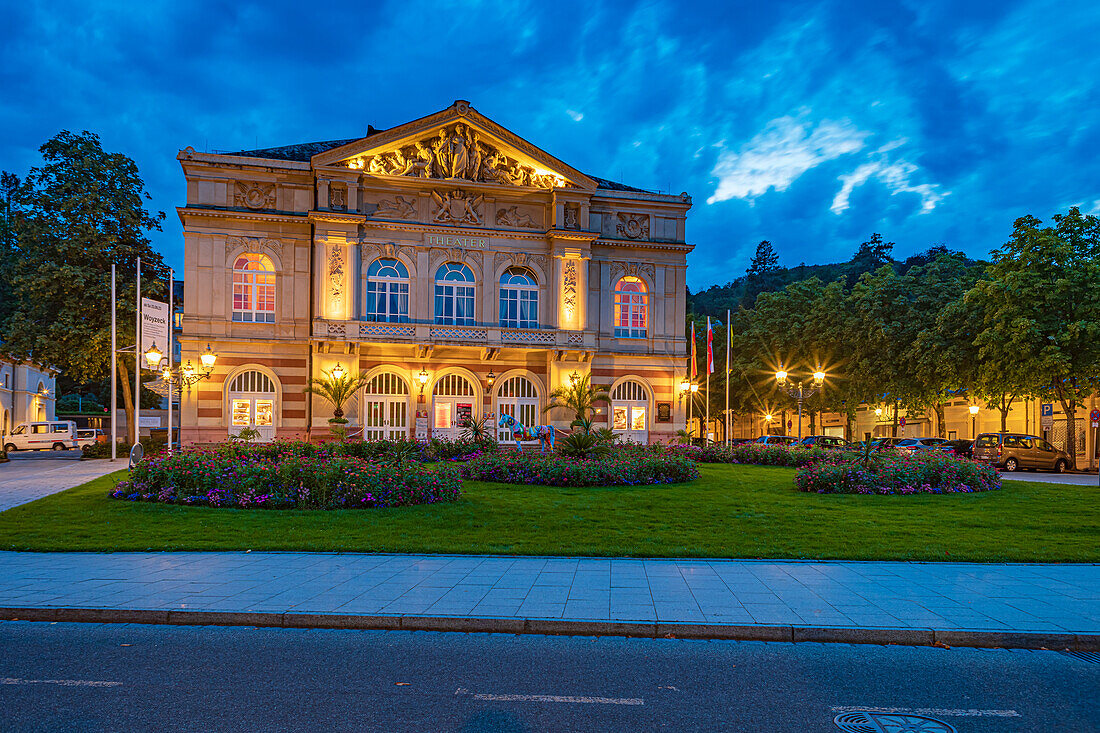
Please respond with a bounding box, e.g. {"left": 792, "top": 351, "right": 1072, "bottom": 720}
{"left": 455, "top": 688, "right": 642, "bottom": 706}
{"left": 832, "top": 706, "right": 1019, "bottom": 717}
{"left": 1, "top": 678, "right": 122, "bottom": 688}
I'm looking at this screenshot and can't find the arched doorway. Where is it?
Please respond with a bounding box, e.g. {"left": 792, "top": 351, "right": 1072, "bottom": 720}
{"left": 432, "top": 373, "right": 477, "bottom": 440}
{"left": 495, "top": 375, "right": 539, "bottom": 443}
{"left": 361, "top": 372, "right": 410, "bottom": 441}
{"left": 227, "top": 370, "right": 277, "bottom": 442}
{"left": 611, "top": 379, "right": 650, "bottom": 443}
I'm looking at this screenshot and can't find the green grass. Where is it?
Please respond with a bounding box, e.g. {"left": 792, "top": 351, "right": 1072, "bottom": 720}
{"left": 0, "top": 465, "right": 1095, "bottom": 561}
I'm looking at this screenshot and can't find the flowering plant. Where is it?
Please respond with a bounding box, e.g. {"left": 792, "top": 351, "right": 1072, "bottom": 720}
{"left": 461, "top": 450, "right": 698, "bottom": 486}
{"left": 794, "top": 450, "right": 1001, "bottom": 495}
{"left": 669, "top": 442, "right": 841, "bottom": 467}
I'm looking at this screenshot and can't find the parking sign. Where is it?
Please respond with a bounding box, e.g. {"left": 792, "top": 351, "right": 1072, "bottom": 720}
{"left": 1040, "top": 403, "right": 1054, "bottom": 417}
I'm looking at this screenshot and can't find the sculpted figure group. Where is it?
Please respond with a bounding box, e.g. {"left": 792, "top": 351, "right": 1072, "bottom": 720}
{"left": 351, "top": 124, "right": 566, "bottom": 190}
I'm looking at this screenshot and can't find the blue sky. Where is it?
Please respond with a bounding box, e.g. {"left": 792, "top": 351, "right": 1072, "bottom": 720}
{"left": 2, "top": 0, "right": 1098, "bottom": 289}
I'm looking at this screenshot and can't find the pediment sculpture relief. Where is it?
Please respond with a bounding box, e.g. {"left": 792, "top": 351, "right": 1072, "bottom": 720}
{"left": 431, "top": 189, "right": 483, "bottom": 226}
{"left": 616, "top": 213, "right": 650, "bottom": 240}
{"left": 235, "top": 182, "right": 276, "bottom": 210}
{"left": 347, "top": 124, "right": 572, "bottom": 190}
{"left": 496, "top": 205, "right": 537, "bottom": 228}
{"left": 372, "top": 195, "right": 417, "bottom": 220}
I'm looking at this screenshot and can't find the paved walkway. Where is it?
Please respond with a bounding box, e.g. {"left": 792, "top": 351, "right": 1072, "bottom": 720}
{"left": 0, "top": 552, "right": 1095, "bottom": 636}
{"left": 0, "top": 456, "right": 122, "bottom": 512}
{"left": 1001, "top": 471, "right": 1099, "bottom": 485}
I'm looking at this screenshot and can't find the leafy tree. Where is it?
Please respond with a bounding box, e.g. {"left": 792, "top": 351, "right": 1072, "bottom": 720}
{"left": 846, "top": 233, "right": 895, "bottom": 288}
{"left": 967, "top": 208, "right": 1100, "bottom": 467}
{"left": 0, "top": 131, "right": 168, "bottom": 443}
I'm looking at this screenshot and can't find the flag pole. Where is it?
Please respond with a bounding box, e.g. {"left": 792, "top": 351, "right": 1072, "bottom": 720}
{"left": 725, "top": 308, "right": 730, "bottom": 445}
{"left": 110, "top": 264, "right": 117, "bottom": 462}
{"left": 705, "top": 316, "right": 711, "bottom": 445}
{"left": 167, "top": 267, "right": 173, "bottom": 453}
{"left": 134, "top": 257, "right": 141, "bottom": 449}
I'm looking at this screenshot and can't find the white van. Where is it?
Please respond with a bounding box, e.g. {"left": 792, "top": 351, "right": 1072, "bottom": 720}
{"left": 3, "top": 421, "right": 79, "bottom": 452}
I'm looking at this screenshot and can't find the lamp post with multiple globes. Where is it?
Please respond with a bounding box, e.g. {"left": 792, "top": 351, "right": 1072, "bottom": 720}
{"left": 144, "top": 343, "right": 217, "bottom": 452}
{"left": 774, "top": 367, "right": 826, "bottom": 442}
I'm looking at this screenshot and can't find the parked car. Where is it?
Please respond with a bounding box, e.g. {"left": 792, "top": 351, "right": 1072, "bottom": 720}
{"left": 972, "top": 432, "right": 1071, "bottom": 473}
{"left": 754, "top": 435, "right": 798, "bottom": 446}
{"left": 798, "top": 435, "right": 851, "bottom": 449}
{"left": 937, "top": 439, "right": 974, "bottom": 459}
{"left": 872, "top": 437, "right": 909, "bottom": 450}
{"left": 894, "top": 437, "right": 948, "bottom": 453}
{"left": 3, "top": 421, "right": 79, "bottom": 452}
{"left": 729, "top": 437, "right": 755, "bottom": 446}
{"left": 76, "top": 428, "right": 103, "bottom": 449}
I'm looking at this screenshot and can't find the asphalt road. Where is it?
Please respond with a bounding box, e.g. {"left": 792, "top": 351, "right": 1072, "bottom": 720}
{"left": 1, "top": 622, "right": 1096, "bottom": 732}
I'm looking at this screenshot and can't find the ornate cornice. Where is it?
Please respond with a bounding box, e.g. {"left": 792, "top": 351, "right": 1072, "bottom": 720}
{"left": 176, "top": 206, "right": 308, "bottom": 226}
{"left": 307, "top": 210, "right": 367, "bottom": 225}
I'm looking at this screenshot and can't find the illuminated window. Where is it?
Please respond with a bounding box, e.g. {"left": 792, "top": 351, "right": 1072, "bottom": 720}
{"left": 499, "top": 267, "right": 538, "bottom": 329}
{"left": 434, "top": 263, "right": 475, "bottom": 325}
{"left": 614, "top": 276, "right": 647, "bottom": 338}
{"left": 365, "top": 258, "right": 410, "bottom": 322}
{"left": 232, "top": 254, "right": 276, "bottom": 323}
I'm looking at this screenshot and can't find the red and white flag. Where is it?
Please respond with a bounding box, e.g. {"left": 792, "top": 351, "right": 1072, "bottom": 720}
{"left": 690, "top": 321, "right": 698, "bottom": 379}
{"left": 706, "top": 317, "right": 714, "bottom": 374}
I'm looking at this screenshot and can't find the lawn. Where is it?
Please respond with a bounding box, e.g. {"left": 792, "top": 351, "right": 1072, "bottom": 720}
{"left": 0, "top": 464, "right": 1095, "bottom": 561}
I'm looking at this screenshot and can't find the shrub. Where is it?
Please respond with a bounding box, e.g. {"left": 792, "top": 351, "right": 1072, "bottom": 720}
{"left": 558, "top": 432, "right": 611, "bottom": 460}
{"left": 670, "top": 442, "right": 842, "bottom": 467}
{"left": 109, "top": 442, "right": 462, "bottom": 509}
{"left": 82, "top": 437, "right": 167, "bottom": 460}
{"left": 421, "top": 436, "right": 499, "bottom": 462}
{"left": 794, "top": 450, "right": 1001, "bottom": 495}
{"left": 461, "top": 450, "right": 698, "bottom": 486}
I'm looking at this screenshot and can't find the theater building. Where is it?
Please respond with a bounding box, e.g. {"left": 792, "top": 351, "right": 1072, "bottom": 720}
{"left": 177, "top": 101, "right": 693, "bottom": 445}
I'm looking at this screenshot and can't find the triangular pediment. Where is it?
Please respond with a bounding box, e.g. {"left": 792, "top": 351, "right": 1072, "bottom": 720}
{"left": 313, "top": 100, "right": 598, "bottom": 191}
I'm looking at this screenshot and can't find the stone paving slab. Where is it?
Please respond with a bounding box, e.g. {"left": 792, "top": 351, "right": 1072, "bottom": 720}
{"left": 0, "top": 552, "right": 1096, "bottom": 637}
{"left": 0, "top": 457, "right": 122, "bottom": 512}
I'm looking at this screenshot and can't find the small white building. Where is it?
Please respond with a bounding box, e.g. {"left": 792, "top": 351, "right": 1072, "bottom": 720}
{"left": 0, "top": 356, "right": 57, "bottom": 436}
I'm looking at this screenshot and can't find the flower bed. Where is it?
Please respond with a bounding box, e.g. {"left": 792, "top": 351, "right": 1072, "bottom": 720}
{"left": 461, "top": 450, "right": 698, "bottom": 487}
{"left": 670, "top": 442, "right": 844, "bottom": 467}
{"left": 110, "top": 443, "right": 462, "bottom": 509}
{"left": 794, "top": 450, "right": 1001, "bottom": 495}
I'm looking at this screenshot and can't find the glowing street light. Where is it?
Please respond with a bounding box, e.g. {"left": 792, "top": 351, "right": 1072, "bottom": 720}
{"left": 774, "top": 365, "right": 827, "bottom": 441}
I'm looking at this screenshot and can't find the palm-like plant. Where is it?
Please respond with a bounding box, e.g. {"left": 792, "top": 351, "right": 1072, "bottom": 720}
{"left": 545, "top": 373, "right": 610, "bottom": 423}
{"left": 303, "top": 370, "right": 371, "bottom": 439}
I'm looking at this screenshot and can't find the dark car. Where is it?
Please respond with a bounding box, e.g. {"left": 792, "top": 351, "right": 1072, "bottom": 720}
{"left": 754, "top": 435, "right": 798, "bottom": 446}
{"left": 937, "top": 439, "right": 974, "bottom": 459}
{"left": 798, "top": 435, "right": 851, "bottom": 450}
{"left": 895, "top": 437, "right": 948, "bottom": 452}
{"left": 972, "top": 432, "right": 1072, "bottom": 473}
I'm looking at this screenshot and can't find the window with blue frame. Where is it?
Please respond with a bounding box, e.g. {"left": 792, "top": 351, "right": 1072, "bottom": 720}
{"left": 434, "top": 262, "right": 475, "bottom": 325}
{"left": 614, "top": 276, "right": 648, "bottom": 338}
{"left": 365, "top": 258, "right": 410, "bottom": 322}
{"left": 499, "top": 267, "right": 538, "bottom": 329}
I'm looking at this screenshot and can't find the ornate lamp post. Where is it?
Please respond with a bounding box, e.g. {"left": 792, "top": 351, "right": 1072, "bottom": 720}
{"left": 775, "top": 366, "right": 826, "bottom": 441}
{"left": 417, "top": 369, "right": 429, "bottom": 396}
{"left": 764, "top": 413, "right": 773, "bottom": 436}
{"left": 330, "top": 363, "right": 346, "bottom": 380}
{"left": 145, "top": 343, "right": 217, "bottom": 452}
{"left": 969, "top": 404, "right": 979, "bottom": 439}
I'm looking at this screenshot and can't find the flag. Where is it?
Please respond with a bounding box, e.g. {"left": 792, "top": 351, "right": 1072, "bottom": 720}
{"left": 706, "top": 317, "right": 714, "bottom": 374}
{"left": 690, "top": 321, "right": 698, "bottom": 379}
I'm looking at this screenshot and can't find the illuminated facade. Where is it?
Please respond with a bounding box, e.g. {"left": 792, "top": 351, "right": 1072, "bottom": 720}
{"left": 177, "top": 101, "right": 693, "bottom": 444}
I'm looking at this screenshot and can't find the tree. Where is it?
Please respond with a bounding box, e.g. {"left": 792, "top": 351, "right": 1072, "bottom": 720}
{"left": 746, "top": 240, "right": 780, "bottom": 276}
{"left": 0, "top": 131, "right": 168, "bottom": 444}
{"left": 847, "top": 233, "right": 895, "bottom": 288}
{"left": 0, "top": 172, "right": 19, "bottom": 327}
{"left": 544, "top": 373, "right": 610, "bottom": 423}
{"left": 968, "top": 208, "right": 1100, "bottom": 467}
{"left": 741, "top": 240, "right": 783, "bottom": 308}
{"left": 303, "top": 370, "right": 371, "bottom": 439}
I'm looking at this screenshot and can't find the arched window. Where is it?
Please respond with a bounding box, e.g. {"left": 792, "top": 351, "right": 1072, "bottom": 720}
{"left": 499, "top": 267, "right": 538, "bottom": 329}
{"left": 434, "top": 263, "right": 475, "bottom": 325}
{"left": 232, "top": 254, "right": 276, "bottom": 323}
{"left": 611, "top": 378, "right": 649, "bottom": 443}
{"left": 614, "top": 276, "right": 647, "bottom": 338}
{"left": 365, "top": 258, "right": 410, "bottom": 322}
{"left": 227, "top": 370, "right": 277, "bottom": 442}
{"left": 495, "top": 375, "right": 539, "bottom": 443}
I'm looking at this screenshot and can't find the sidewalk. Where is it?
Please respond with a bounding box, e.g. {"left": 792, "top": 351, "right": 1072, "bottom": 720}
{"left": 0, "top": 456, "right": 121, "bottom": 512}
{"left": 1, "top": 552, "right": 1096, "bottom": 649}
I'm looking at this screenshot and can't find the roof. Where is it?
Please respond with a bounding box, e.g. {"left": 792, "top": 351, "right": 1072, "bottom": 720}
{"left": 226, "top": 138, "right": 655, "bottom": 193}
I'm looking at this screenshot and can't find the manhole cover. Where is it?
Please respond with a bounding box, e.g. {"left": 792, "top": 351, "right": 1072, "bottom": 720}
{"left": 834, "top": 711, "right": 957, "bottom": 733}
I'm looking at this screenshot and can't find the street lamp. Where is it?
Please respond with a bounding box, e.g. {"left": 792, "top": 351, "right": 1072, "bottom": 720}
{"left": 569, "top": 370, "right": 580, "bottom": 386}
{"left": 418, "top": 369, "right": 429, "bottom": 395}
{"left": 969, "top": 404, "right": 979, "bottom": 438}
{"left": 330, "top": 363, "right": 346, "bottom": 380}
{"left": 765, "top": 413, "right": 773, "bottom": 436}
{"left": 145, "top": 344, "right": 218, "bottom": 452}
{"left": 144, "top": 342, "right": 163, "bottom": 370}
{"left": 485, "top": 369, "right": 496, "bottom": 394}
{"left": 774, "top": 366, "right": 826, "bottom": 441}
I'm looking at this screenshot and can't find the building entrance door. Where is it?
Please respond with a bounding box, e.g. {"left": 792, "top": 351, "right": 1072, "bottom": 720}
{"left": 361, "top": 372, "right": 409, "bottom": 440}
{"left": 227, "top": 370, "right": 277, "bottom": 442}
{"left": 432, "top": 373, "right": 477, "bottom": 440}
{"left": 495, "top": 375, "right": 539, "bottom": 443}
{"left": 611, "top": 379, "right": 649, "bottom": 444}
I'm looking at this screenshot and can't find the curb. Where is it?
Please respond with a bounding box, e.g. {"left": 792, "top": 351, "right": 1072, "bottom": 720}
{"left": 0, "top": 607, "right": 1095, "bottom": 651}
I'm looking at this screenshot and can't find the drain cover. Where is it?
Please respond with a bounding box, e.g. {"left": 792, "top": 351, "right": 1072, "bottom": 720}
{"left": 834, "top": 711, "right": 957, "bottom": 733}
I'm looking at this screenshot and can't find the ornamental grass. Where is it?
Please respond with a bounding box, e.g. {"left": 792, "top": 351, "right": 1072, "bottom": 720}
{"left": 461, "top": 449, "right": 698, "bottom": 487}
{"left": 794, "top": 450, "right": 1001, "bottom": 495}
{"left": 110, "top": 442, "right": 462, "bottom": 510}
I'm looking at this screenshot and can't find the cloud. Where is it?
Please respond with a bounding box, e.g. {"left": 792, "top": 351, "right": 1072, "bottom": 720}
{"left": 565, "top": 109, "right": 584, "bottom": 122}
{"left": 831, "top": 154, "right": 949, "bottom": 214}
{"left": 707, "top": 115, "right": 867, "bottom": 204}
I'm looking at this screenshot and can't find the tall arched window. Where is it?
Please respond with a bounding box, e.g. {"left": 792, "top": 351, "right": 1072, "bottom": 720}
{"left": 434, "top": 263, "right": 475, "bottom": 325}
{"left": 614, "top": 276, "right": 648, "bottom": 338}
{"left": 232, "top": 254, "right": 276, "bottom": 323}
{"left": 499, "top": 267, "right": 538, "bottom": 329}
{"left": 365, "top": 258, "right": 410, "bottom": 322}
